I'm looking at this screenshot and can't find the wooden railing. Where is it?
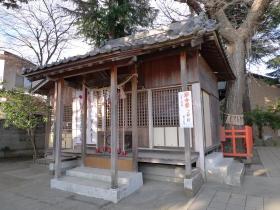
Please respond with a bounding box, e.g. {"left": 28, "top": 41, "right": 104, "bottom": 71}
{"left": 220, "top": 126, "right": 253, "bottom": 159}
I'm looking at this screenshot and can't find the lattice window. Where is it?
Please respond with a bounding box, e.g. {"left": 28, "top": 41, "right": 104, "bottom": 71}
{"left": 137, "top": 91, "right": 148, "bottom": 127}
{"left": 152, "top": 86, "right": 181, "bottom": 127}
{"left": 63, "top": 105, "right": 72, "bottom": 129}
{"left": 126, "top": 91, "right": 148, "bottom": 127}
{"left": 97, "top": 90, "right": 148, "bottom": 128}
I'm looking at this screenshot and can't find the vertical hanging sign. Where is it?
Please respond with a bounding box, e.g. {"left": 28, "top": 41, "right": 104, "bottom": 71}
{"left": 178, "top": 91, "right": 193, "bottom": 128}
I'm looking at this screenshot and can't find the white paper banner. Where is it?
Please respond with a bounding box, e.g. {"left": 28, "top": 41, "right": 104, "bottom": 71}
{"left": 72, "top": 90, "right": 83, "bottom": 144}
{"left": 178, "top": 91, "right": 194, "bottom": 128}
{"left": 86, "top": 90, "right": 98, "bottom": 144}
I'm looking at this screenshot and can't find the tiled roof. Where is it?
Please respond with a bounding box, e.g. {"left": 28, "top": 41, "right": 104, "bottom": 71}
{"left": 23, "top": 14, "right": 217, "bottom": 74}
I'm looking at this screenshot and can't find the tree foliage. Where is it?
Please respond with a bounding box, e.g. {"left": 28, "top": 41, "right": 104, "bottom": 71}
{"left": 251, "top": 2, "right": 280, "bottom": 76}
{"left": 245, "top": 101, "right": 280, "bottom": 139}
{"left": 67, "top": 0, "right": 158, "bottom": 46}
{"left": 0, "top": 88, "right": 50, "bottom": 159}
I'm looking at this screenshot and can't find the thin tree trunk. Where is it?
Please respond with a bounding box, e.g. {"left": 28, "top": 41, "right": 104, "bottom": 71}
{"left": 29, "top": 129, "right": 37, "bottom": 161}
{"left": 258, "top": 125, "right": 263, "bottom": 139}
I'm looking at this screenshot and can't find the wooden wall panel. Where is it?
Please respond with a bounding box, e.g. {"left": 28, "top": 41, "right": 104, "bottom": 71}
{"left": 210, "top": 95, "right": 220, "bottom": 146}
{"left": 198, "top": 54, "right": 220, "bottom": 148}
{"left": 198, "top": 55, "right": 219, "bottom": 98}
{"left": 85, "top": 155, "right": 134, "bottom": 171}
{"left": 49, "top": 86, "right": 73, "bottom": 107}
{"left": 141, "top": 55, "right": 181, "bottom": 89}
{"left": 140, "top": 53, "right": 201, "bottom": 89}
{"left": 138, "top": 127, "right": 149, "bottom": 148}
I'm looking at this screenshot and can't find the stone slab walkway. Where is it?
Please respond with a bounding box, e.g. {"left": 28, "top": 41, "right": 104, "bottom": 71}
{"left": 188, "top": 175, "right": 280, "bottom": 210}
{"left": 256, "top": 147, "right": 280, "bottom": 177}
{"left": 0, "top": 159, "right": 192, "bottom": 210}
{"left": 2, "top": 157, "right": 280, "bottom": 210}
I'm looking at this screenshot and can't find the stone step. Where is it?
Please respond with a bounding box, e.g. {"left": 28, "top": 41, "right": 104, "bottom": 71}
{"left": 205, "top": 152, "right": 244, "bottom": 186}
{"left": 205, "top": 152, "right": 226, "bottom": 168}
{"left": 66, "top": 167, "right": 137, "bottom": 184}
{"left": 207, "top": 158, "right": 234, "bottom": 177}
{"left": 225, "top": 162, "right": 245, "bottom": 186}
{"left": 51, "top": 176, "right": 120, "bottom": 203}
{"left": 51, "top": 168, "right": 143, "bottom": 203}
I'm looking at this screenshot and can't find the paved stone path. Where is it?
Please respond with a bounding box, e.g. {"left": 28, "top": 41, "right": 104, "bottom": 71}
{"left": 188, "top": 175, "right": 280, "bottom": 210}
{"left": 189, "top": 187, "right": 264, "bottom": 210}
{"left": 0, "top": 159, "right": 192, "bottom": 210}
{"left": 2, "top": 154, "right": 280, "bottom": 210}
{"left": 257, "top": 147, "right": 280, "bottom": 177}
{"left": 188, "top": 146, "right": 280, "bottom": 210}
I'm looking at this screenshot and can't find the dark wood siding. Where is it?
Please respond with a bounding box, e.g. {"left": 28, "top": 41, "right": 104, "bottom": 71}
{"left": 140, "top": 54, "right": 181, "bottom": 89}
{"left": 198, "top": 55, "right": 218, "bottom": 98}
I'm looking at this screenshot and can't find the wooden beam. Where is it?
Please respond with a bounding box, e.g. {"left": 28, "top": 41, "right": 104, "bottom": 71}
{"left": 47, "top": 58, "right": 134, "bottom": 80}
{"left": 54, "top": 79, "right": 64, "bottom": 179}
{"left": 131, "top": 64, "right": 138, "bottom": 171}
{"left": 147, "top": 89, "right": 153, "bottom": 149}
{"left": 81, "top": 81, "right": 88, "bottom": 166}
{"left": 180, "top": 51, "right": 192, "bottom": 178}
{"left": 110, "top": 65, "right": 118, "bottom": 189}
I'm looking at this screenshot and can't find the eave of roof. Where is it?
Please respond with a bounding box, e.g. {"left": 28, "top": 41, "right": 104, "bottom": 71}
{"left": 23, "top": 14, "right": 218, "bottom": 76}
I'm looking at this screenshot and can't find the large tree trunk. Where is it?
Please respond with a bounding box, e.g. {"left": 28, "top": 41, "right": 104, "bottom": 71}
{"left": 225, "top": 40, "right": 246, "bottom": 115}
{"left": 180, "top": 0, "right": 271, "bottom": 117}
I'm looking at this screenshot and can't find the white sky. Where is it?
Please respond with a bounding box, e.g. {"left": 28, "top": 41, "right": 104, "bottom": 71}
{"left": 0, "top": 0, "right": 271, "bottom": 75}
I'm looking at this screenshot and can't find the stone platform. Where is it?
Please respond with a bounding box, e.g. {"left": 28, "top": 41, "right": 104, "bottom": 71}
{"left": 51, "top": 167, "right": 143, "bottom": 203}
{"left": 205, "top": 152, "right": 245, "bottom": 186}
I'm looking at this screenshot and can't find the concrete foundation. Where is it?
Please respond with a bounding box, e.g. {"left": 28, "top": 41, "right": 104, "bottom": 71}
{"left": 50, "top": 167, "right": 143, "bottom": 203}
{"left": 184, "top": 169, "right": 204, "bottom": 196}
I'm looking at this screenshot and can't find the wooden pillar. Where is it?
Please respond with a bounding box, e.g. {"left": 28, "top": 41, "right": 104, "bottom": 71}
{"left": 52, "top": 83, "right": 58, "bottom": 151}
{"left": 148, "top": 89, "right": 153, "bottom": 149}
{"left": 180, "top": 51, "right": 192, "bottom": 178}
{"left": 44, "top": 95, "right": 51, "bottom": 156}
{"left": 131, "top": 65, "right": 138, "bottom": 171}
{"left": 192, "top": 83, "right": 206, "bottom": 178}
{"left": 54, "top": 79, "right": 64, "bottom": 179}
{"left": 110, "top": 65, "right": 118, "bottom": 189}
{"left": 81, "top": 82, "right": 88, "bottom": 166}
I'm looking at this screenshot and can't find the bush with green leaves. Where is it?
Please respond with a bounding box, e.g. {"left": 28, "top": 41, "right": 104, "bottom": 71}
{"left": 245, "top": 104, "right": 280, "bottom": 139}
{"left": 0, "top": 89, "right": 50, "bottom": 160}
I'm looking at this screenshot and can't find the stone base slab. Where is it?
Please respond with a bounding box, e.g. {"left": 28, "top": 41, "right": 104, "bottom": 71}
{"left": 50, "top": 167, "right": 143, "bottom": 203}
{"left": 184, "top": 170, "right": 204, "bottom": 197}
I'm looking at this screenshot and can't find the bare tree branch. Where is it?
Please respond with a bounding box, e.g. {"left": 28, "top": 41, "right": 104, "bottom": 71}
{"left": 0, "top": 0, "right": 76, "bottom": 66}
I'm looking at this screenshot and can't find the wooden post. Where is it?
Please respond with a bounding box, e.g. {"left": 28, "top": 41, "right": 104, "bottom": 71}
{"left": 44, "top": 95, "right": 51, "bottom": 156}
{"left": 131, "top": 64, "right": 138, "bottom": 171}
{"left": 192, "top": 83, "right": 206, "bottom": 178}
{"left": 81, "top": 82, "right": 88, "bottom": 166}
{"left": 110, "top": 65, "right": 118, "bottom": 189}
{"left": 148, "top": 89, "right": 153, "bottom": 149}
{"left": 54, "top": 79, "right": 64, "bottom": 179}
{"left": 101, "top": 91, "right": 106, "bottom": 149}
{"left": 52, "top": 83, "right": 58, "bottom": 151}
{"left": 180, "top": 51, "right": 192, "bottom": 178}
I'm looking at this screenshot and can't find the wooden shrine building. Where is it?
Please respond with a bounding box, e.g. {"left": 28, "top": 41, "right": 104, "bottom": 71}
{"left": 23, "top": 15, "right": 235, "bottom": 200}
